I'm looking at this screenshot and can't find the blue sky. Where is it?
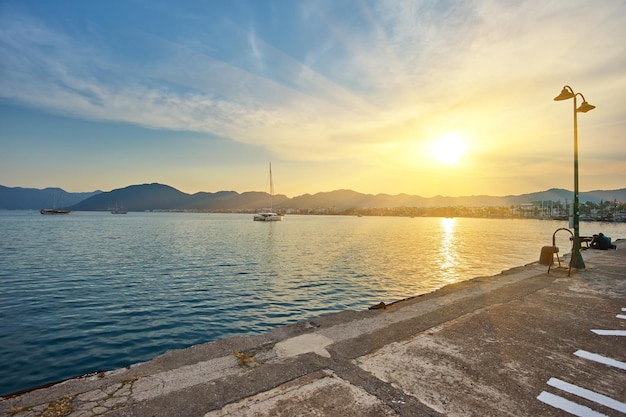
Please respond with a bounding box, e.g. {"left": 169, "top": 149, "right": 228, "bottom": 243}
{"left": 1, "top": 0, "right": 625, "bottom": 197}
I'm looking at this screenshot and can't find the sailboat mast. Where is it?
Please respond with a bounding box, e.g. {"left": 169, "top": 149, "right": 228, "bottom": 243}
{"left": 269, "top": 162, "right": 274, "bottom": 211}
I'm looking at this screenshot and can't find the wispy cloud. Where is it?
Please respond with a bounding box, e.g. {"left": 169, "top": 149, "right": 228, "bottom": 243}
{"left": 1, "top": 0, "right": 625, "bottom": 175}
{"left": 247, "top": 27, "right": 264, "bottom": 72}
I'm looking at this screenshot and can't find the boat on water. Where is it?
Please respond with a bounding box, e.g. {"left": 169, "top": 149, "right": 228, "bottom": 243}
{"left": 111, "top": 201, "right": 127, "bottom": 214}
{"left": 253, "top": 211, "right": 283, "bottom": 221}
{"left": 254, "top": 163, "right": 283, "bottom": 222}
{"left": 40, "top": 208, "right": 71, "bottom": 215}
{"left": 41, "top": 190, "right": 71, "bottom": 215}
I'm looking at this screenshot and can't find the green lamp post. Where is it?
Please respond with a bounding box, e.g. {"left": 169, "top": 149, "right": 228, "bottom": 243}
{"left": 554, "top": 85, "right": 595, "bottom": 269}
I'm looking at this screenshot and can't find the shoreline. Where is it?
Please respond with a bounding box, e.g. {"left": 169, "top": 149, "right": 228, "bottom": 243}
{"left": 2, "top": 242, "right": 624, "bottom": 416}
{"left": 1, "top": 257, "right": 546, "bottom": 399}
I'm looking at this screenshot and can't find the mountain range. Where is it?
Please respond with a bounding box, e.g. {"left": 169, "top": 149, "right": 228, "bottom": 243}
{"left": 2, "top": 183, "right": 626, "bottom": 212}
{"left": 0, "top": 186, "right": 101, "bottom": 210}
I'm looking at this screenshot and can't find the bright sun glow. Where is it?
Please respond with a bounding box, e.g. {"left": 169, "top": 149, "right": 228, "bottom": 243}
{"left": 430, "top": 132, "right": 467, "bottom": 165}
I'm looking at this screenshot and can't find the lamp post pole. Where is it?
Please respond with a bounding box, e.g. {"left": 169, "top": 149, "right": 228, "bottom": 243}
{"left": 571, "top": 92, "right": 584, "bottom": 269}
{"left": 554, "top": 85, "right": 595, "bottom": 270}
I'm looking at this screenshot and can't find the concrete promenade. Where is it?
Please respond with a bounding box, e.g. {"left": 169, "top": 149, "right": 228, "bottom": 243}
{"left": 2, "top": 242, "right": 625, "bottom": 417}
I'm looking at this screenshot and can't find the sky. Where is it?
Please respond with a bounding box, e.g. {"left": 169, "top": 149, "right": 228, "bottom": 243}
{"left": 1, "top": 0, "right": 625, "bottom": 198}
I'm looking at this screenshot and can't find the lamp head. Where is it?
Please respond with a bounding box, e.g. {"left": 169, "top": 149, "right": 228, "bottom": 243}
{"left": 577, "top": 101, "right": 596, "bottom": 113}
{"left": 554, "top": 87, "right": 575, "bottom": 101}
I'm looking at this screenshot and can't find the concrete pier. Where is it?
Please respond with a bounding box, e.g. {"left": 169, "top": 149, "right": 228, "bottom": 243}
{"left": 2, "top": 241, "right": 624, "bottom": 417}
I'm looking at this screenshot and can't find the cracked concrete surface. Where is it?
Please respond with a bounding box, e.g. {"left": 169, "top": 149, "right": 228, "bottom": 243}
{"left": 203, "top": 371, "right": 397, "bottom": 417}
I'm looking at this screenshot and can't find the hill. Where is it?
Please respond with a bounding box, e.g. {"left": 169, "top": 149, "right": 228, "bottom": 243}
{"left": 278, "top": 188, "right": 626, "bottom": 210}
{"left": 2, "top": 184, "right": 625, "bottom": 212}
{"left": 0, "top": 186, "right": 101, "bottom": 210}
{"left": 69, "top": 183, "right": 190, "bottom": 211}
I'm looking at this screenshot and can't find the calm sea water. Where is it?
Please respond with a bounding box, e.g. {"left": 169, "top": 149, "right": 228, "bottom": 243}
{"left": 1, "top": 211, "right": 624, "bottom": 396}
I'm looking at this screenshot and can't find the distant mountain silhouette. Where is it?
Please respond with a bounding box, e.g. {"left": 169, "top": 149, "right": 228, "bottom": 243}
{"left": 67, "top": 184, "right": 292, "bottom": 211}
{"left": 2, "top": 183, "right": 625, "bottom": 212}
{"left": 280, "top": 188, "right": 626, "bottom": 211}
{"left": 70, "top": 183, "right": 189, "bottom": 211}
{"left": 0, "top": 186, "right": 101, "bottom": 210}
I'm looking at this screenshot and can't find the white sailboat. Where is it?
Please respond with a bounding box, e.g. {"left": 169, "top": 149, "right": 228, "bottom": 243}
{"left": 254, "top": 163, "right": 283, "bottom": 221}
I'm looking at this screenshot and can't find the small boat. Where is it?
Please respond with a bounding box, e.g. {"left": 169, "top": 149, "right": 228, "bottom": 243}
{"left": 254, "top": 163, "right": 283, "bottom": 222}
{"left": 40, "top": 208, "right": 70, "bottom": 215}
{"left": 111, "top": 201, "right": 127, "bottom": 214}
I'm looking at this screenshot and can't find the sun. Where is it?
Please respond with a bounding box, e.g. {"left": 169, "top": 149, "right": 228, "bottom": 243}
{"left": 429, "top": 132, "right": 467, "bottom": 165}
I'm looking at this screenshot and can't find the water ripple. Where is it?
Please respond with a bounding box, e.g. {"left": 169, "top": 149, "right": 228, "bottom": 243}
{"left": 1, "top": 211, "right": 625, "bottom": 396}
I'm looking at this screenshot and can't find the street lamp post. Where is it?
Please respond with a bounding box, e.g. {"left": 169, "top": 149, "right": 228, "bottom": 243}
{"left": 554, "top": 85, "right": 595, "bottom": 270}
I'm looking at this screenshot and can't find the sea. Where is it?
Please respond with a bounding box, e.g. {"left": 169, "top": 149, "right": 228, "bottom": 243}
{"left": 1, "top": 210, "right": 625, "bottom": 396}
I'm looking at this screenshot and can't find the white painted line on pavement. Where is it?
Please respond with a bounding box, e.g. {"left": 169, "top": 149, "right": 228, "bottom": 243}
{"left": 616, "top": 314, "right": 626, "bottom": 320}
{"left": 537, "top": 391, "right": 608, "bottom": 417}
{"left": 591, "top": 329, "right": 626, "bottom": 336}
{"left": 575, "top": 350, "right": 626, "bottom": 371}
{"left": 547, "top": 378, "right": 626, "bottom": 414}
{"left": 622, "top": 308, "right": 626, "bottom": 312}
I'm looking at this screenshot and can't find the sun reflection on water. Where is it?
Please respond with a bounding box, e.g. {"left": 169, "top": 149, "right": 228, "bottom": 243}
{"left": 438, "top": 217, "right": 461, "bottom": 283}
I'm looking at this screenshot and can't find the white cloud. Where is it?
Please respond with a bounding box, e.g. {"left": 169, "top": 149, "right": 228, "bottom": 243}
{"left": 1, "top": 0, "right": 625, "bottom": 176}
{"left": 247, "top": 27, "right": 265, "bottom": 72}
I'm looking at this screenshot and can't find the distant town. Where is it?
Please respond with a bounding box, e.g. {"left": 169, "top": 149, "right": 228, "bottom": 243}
{"left": 214, "top": 199, "right": 626, "bottom": 222}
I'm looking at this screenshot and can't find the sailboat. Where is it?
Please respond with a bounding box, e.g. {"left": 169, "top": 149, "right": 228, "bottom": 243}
{"left": 111, "top": 201, "right": 127, "bottom": 214}
{"left": 253, "top": 163, "right": 283, "bottom": 221}
{"left": 40, "top": 190, "right": 71, "bottom": 215}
